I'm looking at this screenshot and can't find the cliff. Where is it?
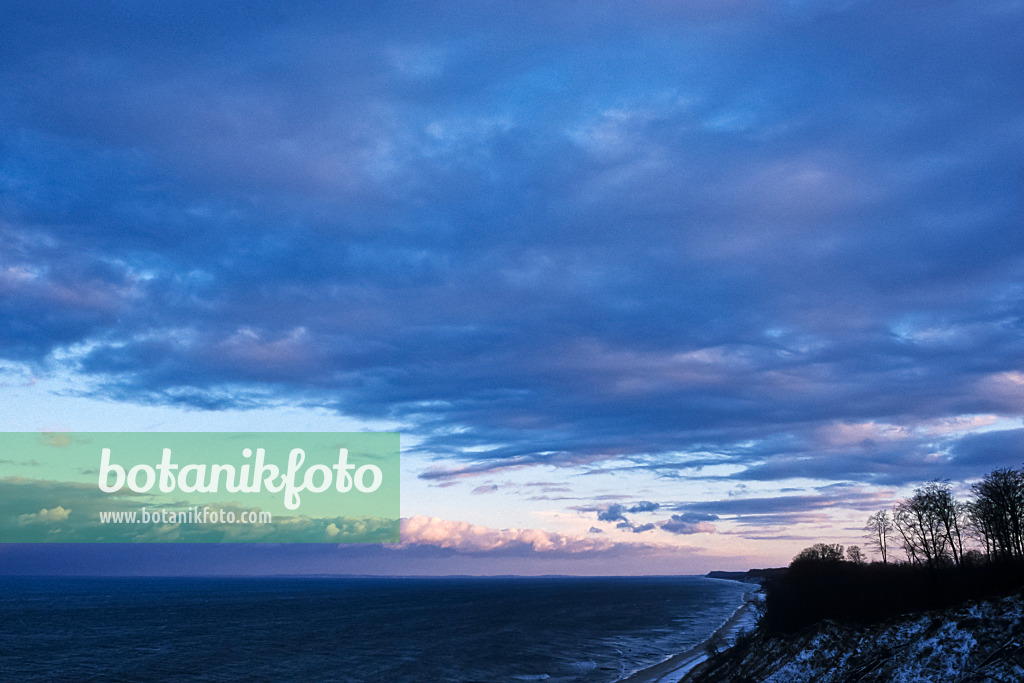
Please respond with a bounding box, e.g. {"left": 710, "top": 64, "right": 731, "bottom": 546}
{"left": 686, "top": 591, "right": 1024, "bottom": 682}
{"left": 706, "top": 568, "right": 786, "bottom": 584}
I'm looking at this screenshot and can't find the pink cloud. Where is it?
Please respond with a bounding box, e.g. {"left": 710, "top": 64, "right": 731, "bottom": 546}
{"left": 400, "top": 515, "right": 614, "bottom": 553}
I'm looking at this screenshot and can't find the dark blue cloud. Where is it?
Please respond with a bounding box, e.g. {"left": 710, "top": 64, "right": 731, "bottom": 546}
{"left": 672, "top": 487, "right": 891, "bottom": 528}
{"left": 595, "top": 501, "right": 660, "bottom": 525}
{"left": 661, "top": 513, "right": 719, "bottom": 535}
{"left": 598, "top": 504, "right": 629, "bottom": 523}
{"left": 949, "top": 429, "right": 1024, "bottom": 470}
{"left": 1, "top": 1, "right": 1023, "bottom": 503}
{"left": 594, "top": 501, "right": 662, "bottom": 533}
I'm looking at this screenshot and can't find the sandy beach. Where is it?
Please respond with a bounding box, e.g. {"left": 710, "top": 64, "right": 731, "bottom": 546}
{"left": 620, "top": 591, "right": 761, "bottom": 683}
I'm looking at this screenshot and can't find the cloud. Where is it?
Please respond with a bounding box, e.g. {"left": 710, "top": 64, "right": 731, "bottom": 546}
{"left": 0, "top": 478, "right": 397, "bottom": 543}
{"left": 668, "top": 511, "right": 719, "bottom": 523}
{"left": 597, "top": 504, "right": 629, "bottom": 523}
{"left": 17, "top": 505, "right": 71, "bottom": 525}
{"left": 594, "top": 500, "right": 662, "bottom": 529}
{"left": 672, "top": 487, "right": 894, "bottom": 529}
{"left": 661, "top": 514, "right": 717, "bottom": 535}
{"left": 400, "top": 515, "right": 614, "bottom": 554}
{"left": 0, "top": 1, "right": 1022, "bottom": 520}
{"left": 942, "top": 428, "right": 1024, "bottom": 475}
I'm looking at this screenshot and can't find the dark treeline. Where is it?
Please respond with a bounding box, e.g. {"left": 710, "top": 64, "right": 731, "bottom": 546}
{"left": 762, "top": 467, "right": 1024, "bottom": 633}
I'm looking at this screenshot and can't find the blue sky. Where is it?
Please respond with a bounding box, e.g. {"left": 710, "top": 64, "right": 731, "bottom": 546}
{"left": 1, "top": 0, "right": 1023, "bottom": 574}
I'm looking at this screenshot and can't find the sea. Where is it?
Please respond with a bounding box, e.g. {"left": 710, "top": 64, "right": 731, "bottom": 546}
{"left": 0, "top": 575, "right": 748, "bottom": 682}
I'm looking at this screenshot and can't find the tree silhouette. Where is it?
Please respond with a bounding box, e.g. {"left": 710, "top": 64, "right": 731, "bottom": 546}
{"left": 969, "top": 467, "right": 1024, "bottom": 561}
{"left": 793, "top": 542, "right": 844, "bottom": 563}
{"left": 864, "top": 509, "right": 893, "bottom": 563}
{"left": 893, "top": 480, "right": 965, "bottom": 566}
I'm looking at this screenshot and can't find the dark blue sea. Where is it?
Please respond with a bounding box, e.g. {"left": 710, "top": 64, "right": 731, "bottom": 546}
{"left": 0, "top": 575, "right": 747, "bottom": 682}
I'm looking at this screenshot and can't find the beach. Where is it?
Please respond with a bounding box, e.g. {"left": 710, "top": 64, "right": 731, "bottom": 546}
{"left": 621, "top": 591, "right": 761, "bottom": 683}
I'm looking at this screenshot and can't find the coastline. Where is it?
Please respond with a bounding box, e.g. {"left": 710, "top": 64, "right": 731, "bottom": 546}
{"left": 619, "top": 591, "right": 760, "bottom": 683}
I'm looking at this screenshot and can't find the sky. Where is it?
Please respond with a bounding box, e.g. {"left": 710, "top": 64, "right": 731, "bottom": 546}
{"left": 1, "top": 0, "right": 1023, "bottom": 575}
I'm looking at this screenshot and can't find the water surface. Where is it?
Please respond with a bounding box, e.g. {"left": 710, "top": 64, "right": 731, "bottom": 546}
{"left": 0, "top": 575, "right": 747, "bottom": 682}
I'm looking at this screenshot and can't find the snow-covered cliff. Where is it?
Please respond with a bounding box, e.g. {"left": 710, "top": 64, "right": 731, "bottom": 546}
{"left": 686, "top": 592, "right": 1024, "bottom": 682}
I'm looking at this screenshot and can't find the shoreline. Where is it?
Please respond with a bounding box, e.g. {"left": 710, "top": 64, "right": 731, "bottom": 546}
{"left": 619, "top": 590, "right": 760, "bottom": 683}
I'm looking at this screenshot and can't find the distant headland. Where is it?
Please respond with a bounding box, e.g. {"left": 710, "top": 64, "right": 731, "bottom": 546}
{"left": 705, "top": 568, "right": 786, "bottom": 584}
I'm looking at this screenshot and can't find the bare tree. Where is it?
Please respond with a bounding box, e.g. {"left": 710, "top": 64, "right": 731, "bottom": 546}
{"left": 864, "top": 509, "right": 893, "bottom": 563}
{"left": 846, "top": 545, "right": 866, "bottom": 564}
{"left": 926, "top": 480, "right": 966, "bottom": 564}
{"left": 969, "top": 468, "right": 1024, "bottom": 561}
{"left": 947, "top": 498, "right": 968, "bottom": 564}
{"left": 893, "top": 500, "right": 929, "bottom": 564}
{"left": 893, "top": 480, "right": 965, "bottom": 566}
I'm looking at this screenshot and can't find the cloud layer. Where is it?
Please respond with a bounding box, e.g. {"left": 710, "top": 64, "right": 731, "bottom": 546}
{"left": 1, "top": 1, "right": 1023, "bottom": 546}
{"left": 400, "top": 515, "right": 614, "bottom": 554}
